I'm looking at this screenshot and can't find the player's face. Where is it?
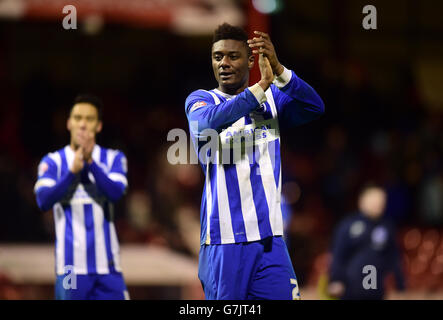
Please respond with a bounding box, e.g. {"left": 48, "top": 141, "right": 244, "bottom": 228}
{"left": 67, "top": 103, "right": 102, "bottom": 148}
{"left": 359, "top": 188, "right": 387, "bottom": 220}
{"left": 212, "top": 39, "right": 254, "bottom": 94}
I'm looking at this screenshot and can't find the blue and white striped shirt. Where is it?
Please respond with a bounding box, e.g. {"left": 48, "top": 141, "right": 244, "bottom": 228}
{"left": 185, "top": 67, "right": 324, "bottom": 245}
{"left": 34, "top": 145, "right": 128, "bottom": 275}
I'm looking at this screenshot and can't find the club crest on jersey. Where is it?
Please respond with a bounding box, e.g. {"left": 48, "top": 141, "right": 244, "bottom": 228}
{"left": 38, "top": 162, "right": 49, "bottom": 177}
{"left": 190, "top": 101, "right": 207, "bottom": 112}
{"left": 256, "top": 102, "right": 267, "bottom": 113}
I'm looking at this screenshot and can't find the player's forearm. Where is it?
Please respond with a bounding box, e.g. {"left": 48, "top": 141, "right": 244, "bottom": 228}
{"left": 187, "top": 89, "right": 263, "bottom": 133}
{"left": 88, "top": 161, "right": 126, "bottom": 202}
{"left": 35, "top": 171, "right": 76, "bottom": 211}
{"left": 276, "top": 68, "right": 325, "bottom": 126}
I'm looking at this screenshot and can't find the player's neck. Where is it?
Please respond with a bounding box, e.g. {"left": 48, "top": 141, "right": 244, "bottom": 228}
{"left": 217, "top": 82, "right": 248, "bottom": 96}
{"left": 69, "top": 141, "right": 79, "bottom": 152}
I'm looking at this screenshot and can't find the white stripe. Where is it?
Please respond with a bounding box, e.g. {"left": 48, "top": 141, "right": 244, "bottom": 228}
{"left": 206, "top": 90, "right": 220, "bottom": 104}
{"left": 205, "top": 162, "right": 212, "bottom": 244}
{"left": 34, "top": 178, "right": 56, "bottom": 192}
{"left": 64, "top": 146, "right": 74, "bottom": 174}
{"left": 216, "top": 161, "right": 235, "bottom": 243}
{"left": 266, "top": 88, "right": 278, "bottom": 118}
{"left": 276, "top": 164, "right": 283, "bottom": 233}
{"left": 54, "top": 203, "right": 65, "bottom": 275}
{"left": 109, "top": 220, "right": 122, "bottom": 272}
{"left": 93, "top": 202, "right": 109, "bottom": 274}
{"left": 107, "top": 149, "right": 119, "bottom": 171}
{"left": 257, "top": 143, "right": 279, "bottom": 235}
{"left": 48, "top": 151, "right": 62, "bottom": 180}
{"left": 108, "top": 173, "right": 128, "bottom": 186}
{"left": 92, "top": 145, "right": 100, "bottom": 163}
{"left": 265, "top": 90, "right": 284, "bottom": 234}
{"left": 72, "top": 202, "right": 87, "bottom": 274}
{"left": 236, "top": 156, "right": 260, "bottom": 241}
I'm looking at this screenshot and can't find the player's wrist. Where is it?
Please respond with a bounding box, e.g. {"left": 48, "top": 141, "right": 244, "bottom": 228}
{"left": 70, "top": 167, "right": 81, "bottom": 174}
{"left": 258, "top": 79, "right": 272, "bottom": 91}
{"left": 274, "top": 63, "right": 284, "bottom": 77}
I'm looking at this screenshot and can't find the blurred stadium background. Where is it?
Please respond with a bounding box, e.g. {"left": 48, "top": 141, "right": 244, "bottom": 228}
{"left": 0, "top": 0, "right": 442, "bottom": 299}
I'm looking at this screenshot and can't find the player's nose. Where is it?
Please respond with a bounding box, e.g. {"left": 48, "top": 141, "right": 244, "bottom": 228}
{"left": 219, "top": 56, "right": 231, "bottom": 69}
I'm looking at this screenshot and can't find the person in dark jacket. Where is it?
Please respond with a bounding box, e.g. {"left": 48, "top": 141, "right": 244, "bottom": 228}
{"left": 327, "top": 184, "right": 405, "bottom": 300}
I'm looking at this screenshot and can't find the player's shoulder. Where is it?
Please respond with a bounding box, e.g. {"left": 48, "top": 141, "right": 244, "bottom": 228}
{"left": 185, "top": 89, "right": 217, "bottom": 113}
{"left": 186, "top": 89, "right": 217, "bottom": 104}
{"left": 97, "top": 145, "right": 126, "bottom": 158}
{"left": 339, "top": 212, "right": 361, "bottom": 228}
{"left": 40, "top": 146, "right": 67, "bottom": 164}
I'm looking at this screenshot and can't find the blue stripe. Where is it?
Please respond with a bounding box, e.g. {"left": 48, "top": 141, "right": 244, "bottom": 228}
{"left": 269, "top": 139, "right": 281, "bottom": 188}
{"left": 262, "top": 102, "right": 274, "bottom": 120}
{"left": 209, "top": 164, "right": 220, "bottom": 244}
{"left": 59, "top": 148, "right": 68, "bottom": 179}
{"left": 84, "top": 204, "right": 96, "bottom": 274}
{"left": 223, "top": 164, "right": 247, "bottom": 243}
{"left": 249, "top": 149, "right": 272, "bottom": 239}
{"left": 200, "top": 183, "right": 208, "bottom": 245}
{"left": 63, "top": 204, "right": 73, "bottom": 268}
{"left": 103, "top": 203, "right": 115, "bottom": 273}
{"left": 41, "top": 156, "right": 58, "bottom": 180}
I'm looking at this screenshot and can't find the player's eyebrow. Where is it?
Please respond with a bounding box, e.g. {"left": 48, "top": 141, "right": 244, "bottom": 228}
{"left": 213, "top": 50, "right": 241, "bottom": 55}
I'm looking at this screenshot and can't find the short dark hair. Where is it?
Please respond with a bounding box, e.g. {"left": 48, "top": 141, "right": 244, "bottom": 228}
{"left": 71, "top": 93, "right": 103, "bottom": 120}
{"left": 358, "top": 182, "right": 384, "bottom": 197}
{"left": 212, "top": 23, "right": 251, "bottom": 56}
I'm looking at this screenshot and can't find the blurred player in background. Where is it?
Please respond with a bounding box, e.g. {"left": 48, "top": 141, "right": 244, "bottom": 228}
{"left": 185, "top": 23, "right": 325, "bottom": 300}
{"left": 327, "top": 184, "right": 406, "bottom": 300}
{"left": 34, "top": 94, "right": 129, "bottom": 300}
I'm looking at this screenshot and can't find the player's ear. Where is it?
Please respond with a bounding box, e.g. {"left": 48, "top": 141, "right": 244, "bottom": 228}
{"left": 66, "top": 118, "right": 71, "bottom": 131}
{"left": 96, "top": 121, "right": 103, "bottom": 133}
{"left": 248, "top": 54, "right": 255, "bottom": 70}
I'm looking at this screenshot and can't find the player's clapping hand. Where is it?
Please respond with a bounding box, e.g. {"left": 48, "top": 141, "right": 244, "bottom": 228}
{"left": 258, "top": 52, "right": 273, "bottom": 90}
{"left": 81, "top": 131, "right": 95, "bottom": 164}
{"left": 71, "top": 146, "right": 84, "bottom": 174}
{"left": 248, "top": 31, "right": 284, "bottom": 76}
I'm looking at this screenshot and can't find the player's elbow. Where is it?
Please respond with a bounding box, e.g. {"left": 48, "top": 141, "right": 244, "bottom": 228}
{"left": 315, "top": 97, "right": 325, "bottom": 116}
{"left": 106, "top": 185, "right": 126, "bottom": 203}
{"left": 189, "top": 117, "right": 219, "bottom": 137}
{"left": 36, "top": 193, "right": 52, "bottom": 212}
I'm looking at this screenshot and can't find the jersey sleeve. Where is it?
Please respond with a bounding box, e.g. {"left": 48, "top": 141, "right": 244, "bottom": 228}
{"left": 88, "top": 150, "right": 128, "bottom": 202}
{"left": 34, "top": 155, "right": 58, "bottom": 192}
{"left": 329, "top": 219, "right": 352, "bottom": 283}
{"left": 271, "top": 67, "right": 325, "bottom": 127}
{"left": 34, "top": 154, "right": 76, "bottom": 211}
{"left": 108, "top": 151, "right": 128, "bottom": 189}
{"left": 185, "top": 87, "right": 263, "bottom": 137}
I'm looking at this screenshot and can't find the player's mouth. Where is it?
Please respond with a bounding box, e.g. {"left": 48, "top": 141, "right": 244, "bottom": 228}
{"left": 219, "top": 71, "right": 234, "bottom": 80}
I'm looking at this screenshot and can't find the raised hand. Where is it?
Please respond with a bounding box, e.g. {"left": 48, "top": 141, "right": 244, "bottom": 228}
{"left": 81, "top": 131, "right": 95, "bottom": 164}
{"left": 258, "top": 53, "right": 273, "bottom": 91}
{"left": 248, "top": 31, "right": 284, "bottom": 76}
{"left": 71, "top": 146, "right": 84, "bottom": 174}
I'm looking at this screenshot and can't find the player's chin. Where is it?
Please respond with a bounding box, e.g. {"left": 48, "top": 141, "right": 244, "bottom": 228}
{"left": 219, "top": 78, "right": 239, "bottom": 88}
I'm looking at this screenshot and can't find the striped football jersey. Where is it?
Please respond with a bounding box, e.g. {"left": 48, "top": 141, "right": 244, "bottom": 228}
{"left": 185, "top": 67, "right": 325, "bottom": 245}
{"left": 34, "top": 145, "right": 128, "bottom": 275}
